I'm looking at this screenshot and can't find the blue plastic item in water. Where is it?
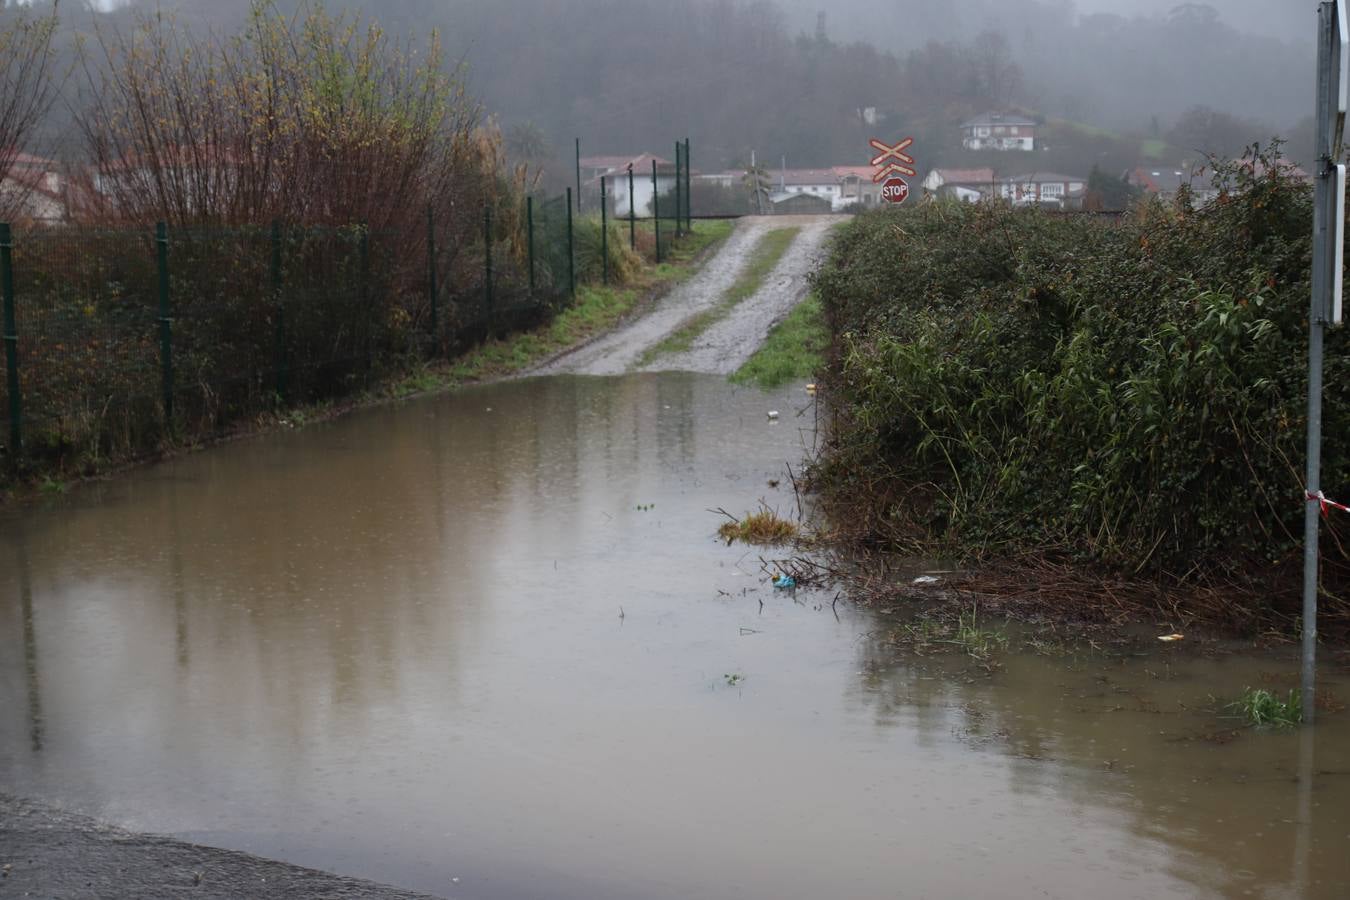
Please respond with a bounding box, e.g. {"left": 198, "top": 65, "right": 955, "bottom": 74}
{"left": 772, "top": 574, "right": 796, "bottom": 589}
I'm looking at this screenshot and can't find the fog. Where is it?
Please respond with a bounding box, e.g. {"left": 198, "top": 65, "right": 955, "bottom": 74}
{"left": 8, "top": 0, "right": 1326, "bottom": 177}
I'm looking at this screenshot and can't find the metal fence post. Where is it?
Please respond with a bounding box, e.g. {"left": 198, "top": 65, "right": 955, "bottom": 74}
{"left": 426, "top": 205, "right": 438, "bottom": 346}
{"left": 271, "top": 220, "right": 287, "bottom": 401}
{"left": 685, "top": 137, "right": 693, "bottom": 232}
{"left": 566, "top": 187, "right": 576, "bottom": 299}
{"left": 575, "top": 138, "right": 582, "bottom": 213}
{"left": 1, "top": 223, "right": 20, "bottom": 454}
{"left": 155, "top": 222, "right": 173, "bottom": 430}
{"left": 628, "top": 164, "right": 636, "bottom": 251}
{"left": 484, "top": 204, "right": 493, "bottom": 321}
{"left": 652, "top": 159, "right": 662, "bottom": 264}
{"left": 360, "top": 223, "right": 372, "bottom": 370}
{"left": 601, "top": 176, "right": 609, "bottom": 285}
{"left": 527, "top": 195, "right": 536, "bottom": 295}
{"left": 674, "top": 141, "right": 683, "bottom": 238}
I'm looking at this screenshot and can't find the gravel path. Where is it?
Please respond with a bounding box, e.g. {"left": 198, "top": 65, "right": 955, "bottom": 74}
{"left": 537, "top": 214, "right": 837, "bottom": 377}
{"left": 0, "top": 795, "right": 442, "bottom": 900}
{"left": 639, "top": 216, "right": 836, "bottom": 375}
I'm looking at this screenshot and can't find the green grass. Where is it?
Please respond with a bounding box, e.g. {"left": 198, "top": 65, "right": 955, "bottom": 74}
{"left": 948, "top": 606, "right": 1009, "bottom": 661}
{"left": 640, "top": 226, "right": 800, "bottom": 364}
{"left": 730, "top": 293, "right": 827, "bottom": 388}
{"left": 1140, "top": 138, "right": 1173, "bottom": 159}
{"left": 1228, "top": 688, "right": 1302, "bottom": 729}
{"left": 715, "top": 505, "right": 798, "bottom": 545}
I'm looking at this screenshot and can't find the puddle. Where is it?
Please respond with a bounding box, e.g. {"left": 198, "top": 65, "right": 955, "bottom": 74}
{"left": 1, "top": 373, "right": 1346, "bottom": 899}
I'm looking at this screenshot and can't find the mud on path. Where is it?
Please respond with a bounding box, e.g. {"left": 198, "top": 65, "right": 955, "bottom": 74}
{"left": 536, "top": 214, "right": 839, "bottom": 377}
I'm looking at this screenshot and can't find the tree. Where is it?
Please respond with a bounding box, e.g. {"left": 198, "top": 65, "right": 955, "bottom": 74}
{"left": 1085, "top": 164, "right": 1142, "bottom": 212}
{"left": 1166, "top": 105, "right": 1270, "bottom": 159}
{"left": 0, "top": 3, "right": 61, "bottom": 221}
{"left": 743, "top": 161, "right": 771, "bottom": 215}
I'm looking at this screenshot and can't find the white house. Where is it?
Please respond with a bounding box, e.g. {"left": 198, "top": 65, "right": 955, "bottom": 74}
{"left": 922, "top": 167, "right": 997, "bottom": 202}
{"left": 580, "top": 153, "right": 678, "bottom": 217}
{"left": 0, "top": 152, "right": 66, "bottom": 224}
{"left": 997, "top": 172, "right": 1087, "bottom": 208}
{"left": 961, "top": 113, "right": 1037, "bottom": 151}
{"left": 770, "top": 167, "right": 883, "bottom": 211}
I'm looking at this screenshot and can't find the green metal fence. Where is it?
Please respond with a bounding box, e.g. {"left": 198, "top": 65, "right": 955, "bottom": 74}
{"left": 0, "top": 194, "right": 576, "bottom": 469}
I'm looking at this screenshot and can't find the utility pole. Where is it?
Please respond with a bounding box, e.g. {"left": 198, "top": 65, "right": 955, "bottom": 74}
{"left": 1303, "top": 1, "right": 1348, "bottom": 724}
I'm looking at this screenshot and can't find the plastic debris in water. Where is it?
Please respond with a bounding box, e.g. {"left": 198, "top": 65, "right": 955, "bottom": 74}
{"left": 767, "top": 410, "right": 779, "bottom": 419}
{"left": 912, "top": 575, "right": 940, "bottom": 585}
{"left": 1157, "top": 633, "right": 1185, "bottom": 642}
{"left": 772, "top": 574, "right": 796, "bottom": 589}
{"left": 806, "top": 383, "right": 817, "bottom": 395}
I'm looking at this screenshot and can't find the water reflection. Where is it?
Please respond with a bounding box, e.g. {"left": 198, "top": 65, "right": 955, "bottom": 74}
{"left": 851, "top": 626, "right": 1350, "bottom": 899}
{"left": 0, "top": 373, "right": 1345, "bottom": 899}
{"left": 17, "top": 535, "right": 43, "bottom": 753}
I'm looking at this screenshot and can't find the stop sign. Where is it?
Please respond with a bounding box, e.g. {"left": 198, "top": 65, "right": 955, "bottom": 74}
{"left": 882, "top": 178, "right": 909, "bottom": 204}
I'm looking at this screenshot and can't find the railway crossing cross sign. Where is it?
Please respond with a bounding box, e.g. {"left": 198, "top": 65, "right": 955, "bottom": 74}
{"left": 870, "top": 136, "right": 916, "bottom": 204}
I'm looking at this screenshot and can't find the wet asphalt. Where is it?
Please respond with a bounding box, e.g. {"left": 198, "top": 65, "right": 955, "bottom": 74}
{"left": 0, "top": 795, "right": 442, "bottom": 900}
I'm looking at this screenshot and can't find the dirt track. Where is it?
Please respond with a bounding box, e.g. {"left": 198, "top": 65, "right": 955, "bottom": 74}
{"left": 537, "top": 214, "right": 838, "bottom": 377}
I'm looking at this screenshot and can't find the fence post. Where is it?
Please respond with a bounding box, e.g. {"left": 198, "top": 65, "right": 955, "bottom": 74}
{"left": 426, "top": 205, "right": 438, "bottom": 348}
{"left": 484, "top": 204, "right": 493, "bottom": 322}
{"left": 1, "top": 223, "right": 20, "bottom": 454}
{"left": 685, "top": 137, "right": 693, "bottom": 232}
{"left": 566, "top": 187, "right": 576, "bottom": 299}
{"left": 628, "top": 164, "right": 636, "bottom": 252}
{"left": 360, "top": 224, "right": 372, "bottom": 371}
{"left": 575, "top": 138, "right": 582, "bottom": 213}
{"left": 527, "top": 195, "right": 535, "bottom": 294}
{"left": 674, "top": 141, "right": 683, "bottom": 238}
{"left": 271, "top": 220, "right": 287, "bottom": 401}
{"left": 601, "top": 176, "right": 609, "bottom": 285}
{"left": 652, "top": 159, "right": 662, "bottom": 264}
{"left": 155, "top": 222, "right": 173, "bottom": 430}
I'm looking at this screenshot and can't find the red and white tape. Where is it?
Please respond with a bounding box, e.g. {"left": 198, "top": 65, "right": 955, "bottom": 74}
{"left": 1307, "top": 490, "right": 1350, "bottom": 517}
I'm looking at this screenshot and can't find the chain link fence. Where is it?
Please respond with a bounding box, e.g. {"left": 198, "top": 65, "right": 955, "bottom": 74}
{"left": 0, "top": 195, "right": 576, "bottom": 470}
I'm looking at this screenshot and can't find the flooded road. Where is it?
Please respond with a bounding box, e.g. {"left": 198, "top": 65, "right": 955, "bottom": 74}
{"left": 2, "top": 373, "right": 1349, "bottom": 899}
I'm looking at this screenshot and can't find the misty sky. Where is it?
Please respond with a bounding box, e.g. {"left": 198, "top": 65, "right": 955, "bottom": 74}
{"left": 780, "top": 0, "right": 1313, "bottom": 46}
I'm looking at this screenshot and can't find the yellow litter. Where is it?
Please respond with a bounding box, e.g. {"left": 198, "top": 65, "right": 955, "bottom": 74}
{"left": 1157, "top": 633, "right": 1185, "bottom": 642}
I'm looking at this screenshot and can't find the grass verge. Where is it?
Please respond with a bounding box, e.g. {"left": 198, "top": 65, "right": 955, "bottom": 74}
{"left": 639, "top": 226, "right": 800, "bottom": 364}
{"left": 730, "top": 292, "right": 827, "bottom": 389}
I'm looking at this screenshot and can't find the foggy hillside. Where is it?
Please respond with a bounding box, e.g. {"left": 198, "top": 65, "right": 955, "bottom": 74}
{"left": 11, "top": 0, "right": 1321, "bottom": 179}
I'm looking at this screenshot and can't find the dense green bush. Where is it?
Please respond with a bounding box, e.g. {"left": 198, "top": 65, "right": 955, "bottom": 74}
{"left": 812, "top": 147, "right": 1349, "bottom": 614}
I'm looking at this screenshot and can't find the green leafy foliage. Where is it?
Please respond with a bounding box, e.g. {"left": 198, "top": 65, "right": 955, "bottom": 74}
{"left": 811, "top": 144, "right": 1348, "bottom": 621}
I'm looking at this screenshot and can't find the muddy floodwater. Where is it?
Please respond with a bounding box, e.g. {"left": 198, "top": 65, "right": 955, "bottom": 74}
{"left": 2, "top": 373, "right": 1348, "bottom": 899}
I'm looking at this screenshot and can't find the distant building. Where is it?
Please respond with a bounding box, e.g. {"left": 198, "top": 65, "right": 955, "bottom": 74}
{"left": 579, "top": 153, "right": 677, "bottom": 216}
{"left": 922, "top": 167, "right": 997, "bottom": 202}
{"left": 997, "top": 172, "right": 1087, "bottom": 208}
{"left": 769, "top": 191, "right": 832, "bottom": 214}
{"left": 0, "top": 152, "right": 66, "bottom": 224}
{"left": 961, "top": 113, "right": 1037, "bottom": 151}
{"left": 771, "top": 167, "right": 885, "bottom": 211}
